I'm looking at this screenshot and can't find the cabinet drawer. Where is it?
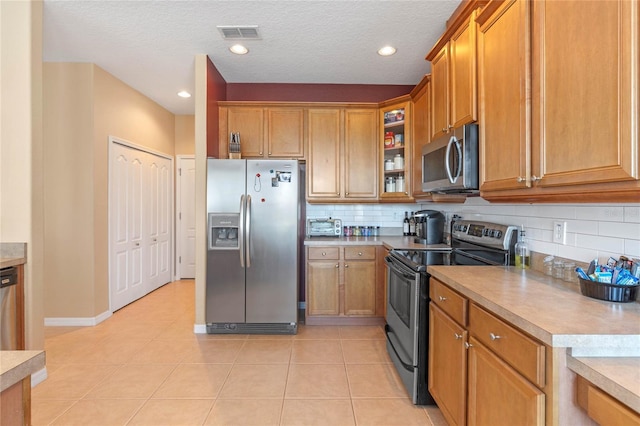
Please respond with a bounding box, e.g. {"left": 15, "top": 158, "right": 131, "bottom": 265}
{"left": 308, "top": 247, "right": 340, "bottom": 260}
{"left": 577, "top": 375, "right": 640, "bottom": 426}
{"left": 344, "top": 246, "right": 376, "bottom": 260}
{"left": 430, "top": 279, "right": 468, "bottom": 326}
{"left": 469, "top": 303, "right": 545, "bottom": 388}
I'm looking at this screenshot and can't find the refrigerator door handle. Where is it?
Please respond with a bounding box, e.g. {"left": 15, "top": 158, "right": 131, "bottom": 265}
{"left": 246, "top": 194, "right": 252, "bottom": 268}
{"left": 239, "top": 195, "right": 245, "bottom": 267}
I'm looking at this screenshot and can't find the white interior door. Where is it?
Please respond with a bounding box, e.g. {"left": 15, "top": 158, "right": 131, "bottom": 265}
{"left": 110, "top": 143, "right": 146, "bottom": 311}
{"left": 147, "top": 154, "right": 172, "bottom": 291}
{"left": 177, "top": 156, "right": 196, "bottom": 279}
{"left": 109, "top": 138, "right": 173, "bottom": 311}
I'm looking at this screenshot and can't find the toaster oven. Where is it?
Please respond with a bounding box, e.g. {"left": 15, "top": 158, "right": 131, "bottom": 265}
{"left": 307, "top": 218, "right": 342, "bottom": 237}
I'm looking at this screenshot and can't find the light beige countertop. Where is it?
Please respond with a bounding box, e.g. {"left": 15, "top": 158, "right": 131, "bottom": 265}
{"left": 304, "top": 235, "right": 451, "bottom": 251}
{"left": 428, "top": 265, "right": 640, "bottom": 413}
{"left": 567, "top": 356, "right": 640, "bottom": 413}
{"left": 0, "top": 351, "right": 45, "bottom": 392}
{"left": 427, "top": 265, "right": 640, "bottom": 349}
{"left": 0, "top": 257, "right": 26, "bottom": 268}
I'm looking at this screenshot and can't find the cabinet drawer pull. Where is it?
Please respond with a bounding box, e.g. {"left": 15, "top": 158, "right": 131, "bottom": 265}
{"left": 438, "top": 296, "right": 447, "bottom": 302}
{"left": 454, "top": 333, "right": 462, "bottom": 340}
{"left": 489, "top": 333, "right": 502, "bottom": 341}
{"left": 322, "top": 252, "right": 326, "bottom": 256}
{"left": 358, "top": 252, "right": 363, "bottom": 256}
{"left": 464, "top": 342, "right": 473, "bottom": 349}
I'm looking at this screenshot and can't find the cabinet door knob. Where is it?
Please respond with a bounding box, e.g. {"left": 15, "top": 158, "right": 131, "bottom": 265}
{"left": 259, "top": 151, "right": 263, "bottom": 155}
{"left": 268, "top": 152, "right": 272, "bottom": 155}
{"left": 448, "top": 124, "right": 453, "bottom": 129}
{"left": 464, "top": 342, "right": 473, "bottom": 349}
{"left": 438, "top": 296, "right": 447, "bottom": 302}
{"left": 531, "top": 175, "right": 541, "bottom": 182}
{"left": 489, "top": 333, "right": 502, "bottom": 341}
{"left": 135, "top": 242, "right": 140, "bottom": 246}
{"left": 336, "top": 192, "right": 340, "bottom": 196}
{"left": 345, "top": 192, "right": 349, "bottom": 195}
{"left": 335, "top": 264, "right": 339, "bottom": 268}
{"left": 442, "top": 127, "right": 447, "bottom": 133}
{"left": 516, "top": 176, "right": 525, "bottom": 183}
{"left": 345, "top": 264, "right": 349, "bottom": 268}
{"left": 454, "top": 333, "right": 462, "bottom": 340}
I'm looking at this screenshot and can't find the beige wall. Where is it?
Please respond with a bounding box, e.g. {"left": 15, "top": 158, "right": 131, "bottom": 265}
{"left": 175, "top": 115, "right": 195, "bottom": 155}
{"left": 0, "top": 0, "right": 45, "bottom": 350}
{"left": 43, "top": 62, "right": 176, "bottom": 318}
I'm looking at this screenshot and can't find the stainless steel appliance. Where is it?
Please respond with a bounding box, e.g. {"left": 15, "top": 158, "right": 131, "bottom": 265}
{"left": 413, "top": 210, "right": 445, "bottom": 245}
{"left": 206, "top": 159, "right": 300, "bottom": 334}
{"left": 422, "top": 123, "right": 479, "bottom": 194}
{"left": 0, "top": 266, "right": 18, "bottom": 350}
{"left": 384, "top": 219, "right": 518, "bottom": 404}
{"left": 306, "top": 218, "right": 342, "bottom": 237}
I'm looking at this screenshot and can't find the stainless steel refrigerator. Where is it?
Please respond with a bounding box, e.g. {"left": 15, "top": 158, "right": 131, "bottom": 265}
{"left": 206, "top": 159, "right": 299, "bottom": 334}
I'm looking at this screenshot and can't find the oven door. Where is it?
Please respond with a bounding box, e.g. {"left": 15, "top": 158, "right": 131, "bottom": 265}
{"left": 384, "top": 255, "right": 421, "bottom": 401}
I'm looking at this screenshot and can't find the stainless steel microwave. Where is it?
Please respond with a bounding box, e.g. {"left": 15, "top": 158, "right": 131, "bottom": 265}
{"left": 421, "top": 123, "right": 479, "bottom": 193}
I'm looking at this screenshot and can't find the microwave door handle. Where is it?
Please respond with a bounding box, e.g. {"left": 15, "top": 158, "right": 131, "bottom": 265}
{"left": 452, "top": 138, "right": 463, "bottom": 182}
{"left": 445, "top": 136, "right": 455, "bottom": 183}
{"left": 246, "top": 194, "right": 252, "bottom": 268}
{"left": 239, "top": 195, "right": 245, "bottom": 267}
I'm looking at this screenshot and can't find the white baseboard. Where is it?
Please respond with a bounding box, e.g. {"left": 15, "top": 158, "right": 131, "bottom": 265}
{"left": 44, "top": 310, "right": 112, "bottom": 327}
{"left": 193, "top": 324, "right": 207, "bottom": 334}
{"left": 31, "top": 367, "right": 48, "bottom": 387}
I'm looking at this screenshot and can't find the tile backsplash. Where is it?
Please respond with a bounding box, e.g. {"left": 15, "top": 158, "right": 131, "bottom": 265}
{"left": 306, "top": 198, "right": 640, "bottom": 264}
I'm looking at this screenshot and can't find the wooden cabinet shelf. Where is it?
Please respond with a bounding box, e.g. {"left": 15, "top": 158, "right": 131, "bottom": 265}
{"left": 379, "top": 97, "right": 412, "bottom": 201}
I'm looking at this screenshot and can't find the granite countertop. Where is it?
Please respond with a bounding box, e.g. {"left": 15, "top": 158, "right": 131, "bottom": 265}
{"left": 0, "top": 351, "right": 45, "bottom": 392}
{"left": 428, "top": 265, "right": 640, "bottom": 412}
{"left": 0, "top": 242, "right": 27, "bottom": 268}
{"left": 304, "top": 235, "right": 451, "bottom": 251}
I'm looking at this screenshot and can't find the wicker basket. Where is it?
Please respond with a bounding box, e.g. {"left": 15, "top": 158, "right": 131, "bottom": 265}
{"left": 578, "top": 278, "right": 639, "bottom": 303}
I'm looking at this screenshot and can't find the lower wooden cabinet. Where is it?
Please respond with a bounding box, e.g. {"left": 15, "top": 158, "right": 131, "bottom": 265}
{"left": 429, "top": 278, "right": 546, "bottom": 426}
{"left": 429, "top": 303, "right": 468, "bottom": 426}
{"left": 576, "top": 375, "right": 640, "bottom": 426}
{"left": 467, "top": 336, "right": 545, "bottom": 426}
{"left": 305, "top": 245, "right": 383, "bottom": 324}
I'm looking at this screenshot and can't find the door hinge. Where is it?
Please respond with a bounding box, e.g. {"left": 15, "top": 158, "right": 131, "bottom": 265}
{"left": 179, "top": 256, "right": 182, "bottom": 263}
{"left": 178, "top": 168, "right": 182, "bottom": 176}
{"left": 179, "top": 212, "right": 182, "bottom": 220}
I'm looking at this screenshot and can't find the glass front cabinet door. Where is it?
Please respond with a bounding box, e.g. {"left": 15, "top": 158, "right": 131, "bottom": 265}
{"left": 380, "top": 97, "right": 412, "bottom": 201}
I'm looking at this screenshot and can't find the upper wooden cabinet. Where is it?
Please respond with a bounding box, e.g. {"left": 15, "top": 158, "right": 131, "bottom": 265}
{"left": 379, "top": 96, "right": 412, "bottom": 201}
{"left": 307, "top": 106, "right": 378, "bottom": 202}
{"left": 218, "top": 103, "right": 305, "bottom": 159}
{"left": 410, "top": 75, "right": 430, "bottom": 199}
{"left": 478, "top": 0, "right": 640, "bottom": 202}
{"left": 477, "top": 0, "right": 531, "bottom": 193}
{"left": 427, "top": 7, "right": 480, "bottom": 140}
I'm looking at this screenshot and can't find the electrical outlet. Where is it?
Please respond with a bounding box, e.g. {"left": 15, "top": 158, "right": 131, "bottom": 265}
{"left": 553, "top": 221, "right": 567, "bottom": 244}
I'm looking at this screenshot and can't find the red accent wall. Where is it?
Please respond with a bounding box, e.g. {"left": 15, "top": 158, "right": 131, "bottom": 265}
{"left": 227, "top": 83, "right": 413, "bottom": 102}
{"left": 206, "top": 58, "right": 227, "bottom": 157}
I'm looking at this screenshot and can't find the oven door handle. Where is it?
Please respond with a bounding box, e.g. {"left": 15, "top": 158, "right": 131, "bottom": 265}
{"left": 385, "top": 256, "right": 417, "bottom": 280}
{"left": 384, "top": 324, "right": 414, "bottom": 372}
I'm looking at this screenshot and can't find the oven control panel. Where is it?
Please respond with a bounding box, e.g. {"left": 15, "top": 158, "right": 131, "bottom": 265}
{"left": 451, "top": 220, "right": 518, "bottom": 250}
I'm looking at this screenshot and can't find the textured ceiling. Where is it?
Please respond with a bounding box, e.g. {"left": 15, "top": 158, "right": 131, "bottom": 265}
{"left": 43, "top": 0, "right": 461, "bottom": 115}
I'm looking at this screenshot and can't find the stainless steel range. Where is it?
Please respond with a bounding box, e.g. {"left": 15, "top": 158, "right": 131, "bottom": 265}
{"left": 384, "top": 219, "right": 519, "bottom": 405}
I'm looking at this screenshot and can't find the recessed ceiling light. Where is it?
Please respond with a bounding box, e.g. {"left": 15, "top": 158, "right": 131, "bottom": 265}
{"left": 378, "top": 46, "right": 397, "bottom": 56}
{"left": 230, "top": 44, "right": 249, "bottom": 55}
{"left": 177, "top": 91, "right": 191, "bottom": 98}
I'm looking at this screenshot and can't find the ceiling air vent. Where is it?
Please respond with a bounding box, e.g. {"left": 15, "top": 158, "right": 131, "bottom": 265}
{"left": 217, "top": 26, "right": 261, "bottom": 40}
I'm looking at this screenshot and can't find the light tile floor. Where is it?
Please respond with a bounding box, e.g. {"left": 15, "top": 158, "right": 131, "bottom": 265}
{"left": 32, "top": 280, "right": 447, "bottom": 426}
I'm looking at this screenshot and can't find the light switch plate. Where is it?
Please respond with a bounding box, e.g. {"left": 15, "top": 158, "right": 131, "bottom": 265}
{"left": 553, "top": 221, "right": 567, "bottom": 244}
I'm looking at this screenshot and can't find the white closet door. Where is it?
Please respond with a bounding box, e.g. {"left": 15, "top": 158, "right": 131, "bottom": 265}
{"left": 146, "top": 153, "right": 172, "bottom": 291}
{"left": 110, "top": 140, "right": 173, "bottom": 311}
{"left": 110, "top": 143, "right": 146, "bottom": 311}
{"left": 177, "top": 157, "right": 196, "bottom": 279}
